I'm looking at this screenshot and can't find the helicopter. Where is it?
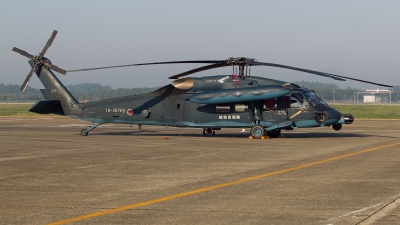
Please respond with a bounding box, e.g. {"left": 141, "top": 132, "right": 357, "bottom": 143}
{"left": 12, "top": 30, "right": 392, "bottom": 139}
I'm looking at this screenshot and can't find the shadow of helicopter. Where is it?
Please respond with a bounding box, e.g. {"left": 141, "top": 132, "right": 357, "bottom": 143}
{"left": 74, "top": 130, "right": 397, "bottom": 139}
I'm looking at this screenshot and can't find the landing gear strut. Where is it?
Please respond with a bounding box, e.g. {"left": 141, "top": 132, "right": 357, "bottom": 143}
{"left": 80, "top": 122, "right": 101, "bottom": 136}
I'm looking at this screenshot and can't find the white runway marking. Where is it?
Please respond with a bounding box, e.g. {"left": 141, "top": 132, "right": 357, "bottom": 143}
{"left": 358, "top": 197, "right": 400, "bottom": 225}
{"left": 323, "top": 203, "right": 383, "bottom": 224}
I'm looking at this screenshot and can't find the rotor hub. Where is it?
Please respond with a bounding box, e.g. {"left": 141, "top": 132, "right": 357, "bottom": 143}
{"left": 225, "top": 57, "right": 257, "bottom": 76}
{"left": 226, "top": 57, "right": 256, "bottom": 66}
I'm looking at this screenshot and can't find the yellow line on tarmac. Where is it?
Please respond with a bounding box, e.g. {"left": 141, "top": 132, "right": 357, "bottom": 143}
{"left": 48, "top": 141, "right": 400, "bottom": 225}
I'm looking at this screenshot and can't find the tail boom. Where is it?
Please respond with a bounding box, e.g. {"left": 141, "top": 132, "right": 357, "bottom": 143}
{"left": 30, "top": 60, "right": 82, "bottom": 118}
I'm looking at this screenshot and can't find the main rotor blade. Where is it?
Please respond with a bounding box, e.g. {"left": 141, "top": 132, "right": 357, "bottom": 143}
{"left": 68, "top": 60, "right": 223, "bottom": 73}
{"left": 39, "top": 30, "right": 58, "bottom": 57}
{"left": 252, "top": 62, "right": 346, "bottom": 81}
{"left": 252, "top": 62, "right": 392, "bottom": 88}
{"left": 67, "top": 55, "right": 392, "bottom": 87}
{"left": 325, "top": 74, "right": 392, "bottom": 87}
{"left": 20, "top": 65, "right": 37, "bottom": 92}
{"left": 12, "top": 47, "right": 34, "bottom": 59}
{"left": 169, "top": 62, "right": 229, "bottom": 79}
{"left": 43, "top": 62, "right": 67, "bottom": 75}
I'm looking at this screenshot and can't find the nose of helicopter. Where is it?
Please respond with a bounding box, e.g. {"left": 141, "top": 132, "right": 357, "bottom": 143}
{"left": 328, "top": 108, "right": 342, "bottom": 120}
{"left": 313, "top": 106, "right": 342, "bottom": 125}
{"left": 326, "top": 107, "right": 355, "bottom": 124}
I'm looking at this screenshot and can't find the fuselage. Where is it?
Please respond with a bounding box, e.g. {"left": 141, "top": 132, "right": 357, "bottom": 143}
{"left": 79, "top": 75, "right": 347, "bottom": 130}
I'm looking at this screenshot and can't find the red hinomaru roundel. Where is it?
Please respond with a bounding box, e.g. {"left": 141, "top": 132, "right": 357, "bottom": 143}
{"left": 127, "top": 109, "right": 133, "bottom": 116}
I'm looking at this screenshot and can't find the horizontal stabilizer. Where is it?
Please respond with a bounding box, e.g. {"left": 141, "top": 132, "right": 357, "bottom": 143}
{"left": 29, "top": 100, "right": 65, "bottom": 115}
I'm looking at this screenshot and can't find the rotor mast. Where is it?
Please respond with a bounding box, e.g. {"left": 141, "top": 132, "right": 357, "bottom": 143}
{"left": 226, "top": 57, "right": 255, "bottom": 77}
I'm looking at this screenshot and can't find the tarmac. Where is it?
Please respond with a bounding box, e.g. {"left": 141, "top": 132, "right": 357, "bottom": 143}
{"left": 0, "top": 117, "right": 399, "bottom": 225}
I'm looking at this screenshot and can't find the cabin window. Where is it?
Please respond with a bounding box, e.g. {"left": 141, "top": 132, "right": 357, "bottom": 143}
{"left": 216, "top": 104, "right": 230, "bottom": 112}
{"left": 235, "top": 103, "right": 248, "bottom": 112}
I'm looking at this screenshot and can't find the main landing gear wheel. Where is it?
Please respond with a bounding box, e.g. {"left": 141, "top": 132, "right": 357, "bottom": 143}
{"left": 250, "top": 125, "right": 265, "bottom": 139}
{"left": 267, "top": 129, "right": 281, "bottom": 138}
{"left": 203, "top": 128, "right": 215, "bottom": 136}
{"left": 332, "top": 123, "right": 342, "bottom": 131}
{"left": 80, "top": 129, "right": 88, "bottom": 136}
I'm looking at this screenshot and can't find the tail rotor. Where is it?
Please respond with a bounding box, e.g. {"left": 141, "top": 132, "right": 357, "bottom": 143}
{"left": 12, "top": 30, "right": 67, "bottom": 91}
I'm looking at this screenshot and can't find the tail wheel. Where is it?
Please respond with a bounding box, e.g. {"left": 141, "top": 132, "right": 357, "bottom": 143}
{"left": 267, "top": 129, "right": 281, "bottom": 138}
{"left": 81, "top": 129, "right": 88, "bottom": 136}
{"left": 250, "top": 125, "right": 265, "bottom": 139}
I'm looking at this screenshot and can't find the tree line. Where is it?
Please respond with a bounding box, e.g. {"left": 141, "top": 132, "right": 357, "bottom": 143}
{"left": 0, "top": 82, "right": 399, "bottom": 102}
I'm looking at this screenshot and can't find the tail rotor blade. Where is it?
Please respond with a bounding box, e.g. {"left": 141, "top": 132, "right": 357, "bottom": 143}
{"left": 12, "top": 47, "right": 34, "bottom": 59}
{"left": 20, "top": 65, "right": 37, "bottom": 92}
{"left": 14, "top": 30, "right": 67, "bottom": 92}
{"left": 44, "top": 62, "right": 67, "bottom": 75}
{"left": 39, "top": 30, "right": 58, "bottom": 57}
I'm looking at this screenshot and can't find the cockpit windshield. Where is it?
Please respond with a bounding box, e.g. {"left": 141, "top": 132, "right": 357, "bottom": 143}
{"left": 303, "top": 91, "right": 324, "bottom": 107}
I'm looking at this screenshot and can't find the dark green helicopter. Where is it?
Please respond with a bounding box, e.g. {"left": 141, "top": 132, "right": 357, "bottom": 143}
{"left": 12, "top": 30, "right": 392, "bottom": 138}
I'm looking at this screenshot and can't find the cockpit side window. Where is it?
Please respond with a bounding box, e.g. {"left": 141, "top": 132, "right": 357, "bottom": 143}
{"left": 290, "top": 93, "right": 306, "bottom": 108}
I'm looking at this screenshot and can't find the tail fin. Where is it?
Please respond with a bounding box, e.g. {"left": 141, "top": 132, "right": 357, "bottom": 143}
{"left": 30, "top": 60, "right": 82, "bottom": 118}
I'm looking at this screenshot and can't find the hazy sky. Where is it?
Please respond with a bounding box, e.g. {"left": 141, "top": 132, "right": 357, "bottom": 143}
{"left": 1, "top": 0, "right": 399, "bottom": 90}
